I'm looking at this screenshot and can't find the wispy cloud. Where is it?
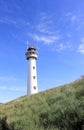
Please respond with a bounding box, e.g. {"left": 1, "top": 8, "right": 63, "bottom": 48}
{"left": 78, "top": 43, "right": 84, "bottom": 54}
{"left": 0, "top": 0, "right": 30, "bottom": 29}
{"left": 58, "top": 43, "right": 67, "bottom": 52}
{"left": 0, "top": 17, "right": 30, "bottom": 28}
{"left": 0, "top": 0, "right": 21, "bottom": 14}
{"left": 65, "top": 12, "right": 77, "bottom": 22}
{"left": 65, "top": 12, "right": 72, "bottom": 17}
{"left": 52, "top": 42, "right": 72, "bottom": 52}
{"left": 29, "top": 33, "right": 60, "bottom": 45}
{"left": 0, "top": 17, "right": 17, "bottom": 25}
{"left": 71, "top": 15, "right": 77, "bottom": 23}
{"left": 36, "top": 23, "right": 52, "bottom": 34}
{"left": 65, "top": 12, "right": 84, "bottom": 27}
{"left": 0, "top": 76, "right": 18, "bottom": 82}
{"left": 0, "top": 76, "right": 26, "bottom": 92}
{"left": 0, "top": 85, "right": 26, "bottom": 92}
{"left": 28, "top": 12, "right": 61, "bottom": 45}
{"left": 36, "top": 13, "right": 52, "bottom": 34}
{"left": 81, "top": 37, "right": 84, "bottom": 43}
{"left": 78, "top": 37, "right": 84, "bottom": 54}
{"left": 33, "top": 12, "right": 54, "bottom": 35}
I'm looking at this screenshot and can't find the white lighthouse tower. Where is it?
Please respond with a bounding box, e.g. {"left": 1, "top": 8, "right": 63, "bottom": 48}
{"left": 25, "top": 45, "right": 38, "bottom": 94}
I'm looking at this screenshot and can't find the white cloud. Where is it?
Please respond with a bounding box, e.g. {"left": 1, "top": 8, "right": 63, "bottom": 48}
{"left": 66, "top": 32, "right": 72, "bottom": 38}
{"left": 34, "top": 12, "right": 53, "bottom": 35}
{"left": 36, "top": 23, "right": 52, "bottom": 34}
{"left": 71, "top": 15, "right": 77, "bottom": 23}
{"left": 65, "top": 12, "right": 79, "bottom": 25}
{"left": 0, "top": 85, "right": 26, "bottom": 92}
{"left": 59, "top": 43, "right": 66, "bottom": 50}
{"left": 0, "top": 17, "right": 17, "bottom": 25}
{"left": 0, "top": 76, "right": 26, "bottom": 92}
{"left": 78, "top": 43, "right": 84, "bottom": 54}
{"left": 39, "top": 12, "right": 49, "bottom": 21}
{"left": 30, "top": 34, "right": 59, "bottom": 45}
{"left": 55, "top": 43, "right": 65, "bottom": 52}
{"left": 65, "top": 12, "right": 72, "bottom": 17}
{"left": 0, "top": 0, "right": 21, "bottom": 14}
{"left": 0, "top": 76, "right": 17, "bottom": 82}
{"left": 81, "top": 37, "right": 84, "bottom": 43}
{"left": 78, "top": 37, "right": 84, "bottom": 54}
{"left": 54, "top": 43, "right": 71, "bottom": 52}
{"left": 0, "top": 17, "right": 30, "bottom": 29}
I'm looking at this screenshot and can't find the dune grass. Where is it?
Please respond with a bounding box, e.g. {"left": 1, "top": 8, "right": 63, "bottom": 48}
{"left": 0, "top": 77, "right": 84, "bottom": 130}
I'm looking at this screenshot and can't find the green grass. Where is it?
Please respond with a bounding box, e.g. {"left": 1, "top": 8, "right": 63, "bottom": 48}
{"left": 0, "top": 77, "right": 84, "bottom": 130}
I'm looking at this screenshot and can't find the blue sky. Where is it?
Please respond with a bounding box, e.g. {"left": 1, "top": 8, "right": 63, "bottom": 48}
{"left": 0, "top": 0, "right": 84, "bottom": 103}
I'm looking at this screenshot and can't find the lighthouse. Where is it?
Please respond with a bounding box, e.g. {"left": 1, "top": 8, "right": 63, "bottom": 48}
{"left": 25, "top": 45, "right": 38, "bottom": 94}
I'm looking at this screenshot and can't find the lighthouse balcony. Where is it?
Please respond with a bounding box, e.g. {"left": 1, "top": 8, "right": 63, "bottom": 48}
{"left": 26, "top": 53, "right": 38, "bottom": 59}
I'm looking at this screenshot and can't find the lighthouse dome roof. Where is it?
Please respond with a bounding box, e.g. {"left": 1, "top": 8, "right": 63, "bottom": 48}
{"left": 28, "top": 45, "right": 36, "bottom": 51}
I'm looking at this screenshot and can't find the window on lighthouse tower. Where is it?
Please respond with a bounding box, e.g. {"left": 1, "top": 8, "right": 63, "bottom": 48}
{"left": 33, "top": 66, "right": 35, "bottom": 69}
{"left": 33, "top": 76, "right": 36, "bottom": 79}
{"left": 33, "top": 86, "right": 36, "bottom": 90}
